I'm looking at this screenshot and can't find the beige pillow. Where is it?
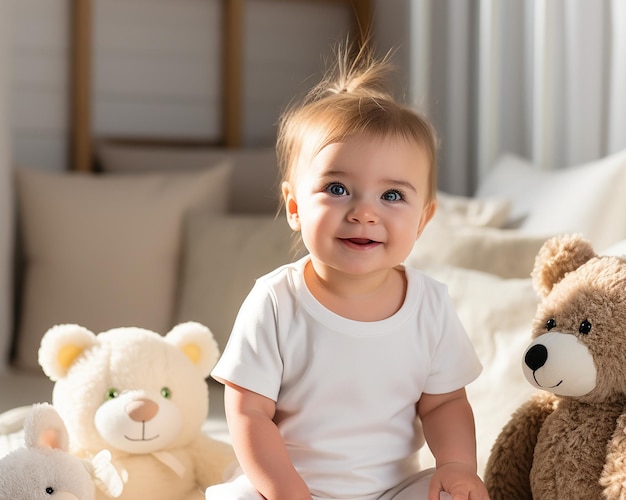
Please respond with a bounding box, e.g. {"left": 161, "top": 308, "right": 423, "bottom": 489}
{"left": 408, "top": 222, "right": 548, "bottom": 279}
{"left": 96, "top": 142, "right": 280, "bottom": 214}
{"left": 14, "top": 164, "right": 231, "bottom": 371}
{"left": 175, "top": 213, "right": 305, "bottom": 352}
{"left": 416, "top": 264, "right": 540, "bottom": 475}
{"left": 405, "top": 191, "right": 546, "bottom": 279}
{"left": 436, "top": 191, "right": 510, "bottom": 228}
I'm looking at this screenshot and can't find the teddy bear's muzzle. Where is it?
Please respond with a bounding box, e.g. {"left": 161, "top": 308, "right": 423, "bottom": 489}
{"left": 522, "top": 332, "right": 597, "bottom": 397}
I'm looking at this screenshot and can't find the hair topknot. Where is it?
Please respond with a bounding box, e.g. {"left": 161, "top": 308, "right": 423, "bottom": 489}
{"left": 305, "top": 42, "right": 395, "bottom": 102}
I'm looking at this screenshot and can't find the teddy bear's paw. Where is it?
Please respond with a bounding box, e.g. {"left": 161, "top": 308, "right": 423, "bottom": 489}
{"left": 91, "top": 449, "right": 124, "bottom": 498}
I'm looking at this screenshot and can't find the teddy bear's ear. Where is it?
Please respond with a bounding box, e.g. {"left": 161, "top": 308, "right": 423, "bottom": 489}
{"left": 165, "top": 322, "right": 220, "bottom": 378}
{"left": 38, "top": 324, "right": 97, "bottom": 381}
{"left": 531, "top": 234, "right": 597, "bottom": 297}
{"left": 24, "top": 403, "right": 69, "bottom": 452}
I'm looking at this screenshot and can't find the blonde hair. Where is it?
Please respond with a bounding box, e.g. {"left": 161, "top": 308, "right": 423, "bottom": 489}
{"left": 276, "top": 44, "right": 438, "bottom": 202}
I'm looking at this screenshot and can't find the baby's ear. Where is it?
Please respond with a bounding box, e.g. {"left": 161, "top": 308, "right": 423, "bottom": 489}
{"left": 165, "top": 322, "right": 220, "bottom": 377}
{"left": 38, "top": 324, "right": 97, "bottom": 381}
{"left": 416, "top": 199, "right": 437, "bottom": 239}
{"left": 282, "top": 181, "right": 301, "bottom": 231}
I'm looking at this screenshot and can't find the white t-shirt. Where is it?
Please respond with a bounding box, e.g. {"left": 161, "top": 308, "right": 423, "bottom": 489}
{"left": 212, "top": 256, "right": 482, "bottom": 498}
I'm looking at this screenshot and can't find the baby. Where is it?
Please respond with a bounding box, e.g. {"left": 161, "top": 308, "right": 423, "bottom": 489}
{"left": 206, "top": 44, "right": 489, "bottom": 500}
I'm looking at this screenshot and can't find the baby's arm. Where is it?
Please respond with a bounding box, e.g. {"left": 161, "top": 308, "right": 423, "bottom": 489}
{"left": 223, "top": 381, "right": 312, "bottom": 500}
{"left": 418, "top": 388, "right": 489, "bottom": 500}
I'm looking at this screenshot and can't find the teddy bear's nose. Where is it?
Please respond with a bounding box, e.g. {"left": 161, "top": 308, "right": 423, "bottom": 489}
{"left": 525, "top": 344, "right": 548, "bottom": 371}
{"left": 126, "top": 398, "right": 159, "bottom": 422}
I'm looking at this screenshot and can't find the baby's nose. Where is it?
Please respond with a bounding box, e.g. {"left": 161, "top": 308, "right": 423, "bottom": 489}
{"left": 348, "top": 200, "right": 378, "bottom": 223}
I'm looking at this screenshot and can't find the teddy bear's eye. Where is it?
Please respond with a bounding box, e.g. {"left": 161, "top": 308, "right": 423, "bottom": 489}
{"left": 45, "top": 487, "right": 54, "bottom": 495}
{"left": 546, "top": 318, "right": 556, "bottom": 331}
{"left": 579, "top": 320, "right": 592, "bottom": 335}
{"left": 105, "top": 388, "right": 119, "bottom": 400}
{"left": 161, "top": 387, "right": 172, "bottom": 399}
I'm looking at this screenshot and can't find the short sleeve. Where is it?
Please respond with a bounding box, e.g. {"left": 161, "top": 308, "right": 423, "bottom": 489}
{"left": 422, "top": 284, "right": 482, "bottom": 395}
{"left": 211, "top": 280, "right": 284, "bottom": 401}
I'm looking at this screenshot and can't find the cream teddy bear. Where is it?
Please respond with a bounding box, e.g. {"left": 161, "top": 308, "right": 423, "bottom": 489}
{"left": 38, "top": 322, "right": 236, "bottom": 500}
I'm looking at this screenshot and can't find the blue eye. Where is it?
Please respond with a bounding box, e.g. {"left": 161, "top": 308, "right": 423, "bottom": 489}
{"left": 326, "top": 183, "right": 347, "bottom": 196}
{"left": 382, "top": 190, "right": 403, "bottom": 202}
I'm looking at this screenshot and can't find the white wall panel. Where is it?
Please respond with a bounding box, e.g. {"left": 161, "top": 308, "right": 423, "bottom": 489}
{"left": 10, "top": 0, "right": 369, "bottom": 166}
{"left": 10, "top": 0, "right": 70, "bottom": 170}
{"left": 94, "top": 98, "right": 220, "bottom": 138}
{"left": 92, "top": 0, "right": 221, "bottom": 140}
{"left": 242, "top": 0, "right": 353, "bottom": 145}
{"left": 12, "top": 133, "right": 68, "bottom": 171}
{"left": 11, "top": 0, "right": 69, "bottom": 49}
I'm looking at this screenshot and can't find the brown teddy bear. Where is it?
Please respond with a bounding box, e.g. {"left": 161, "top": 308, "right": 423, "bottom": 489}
{"left": 484, "top": 233, "right": 626, "bottom": 499}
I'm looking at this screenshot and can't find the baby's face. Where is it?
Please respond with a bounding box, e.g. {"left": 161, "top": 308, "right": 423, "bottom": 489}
{"left": 282, "top": 133, "right": 435, "bottom": 279}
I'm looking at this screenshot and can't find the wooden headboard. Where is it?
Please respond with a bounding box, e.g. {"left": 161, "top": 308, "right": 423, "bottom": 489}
{"left": 69, "top": 0, "right": 372, "bottom": 172}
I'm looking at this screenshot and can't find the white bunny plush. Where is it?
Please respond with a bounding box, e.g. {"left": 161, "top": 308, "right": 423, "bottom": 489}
{"left": 0, "top": 403, "right": 122, "bottom": 500}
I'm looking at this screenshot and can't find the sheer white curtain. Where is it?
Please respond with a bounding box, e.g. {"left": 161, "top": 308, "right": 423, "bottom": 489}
{"left": 0, "top": 0, "right": 13, "bottom": 372}
{"left": 403, "top": 0, "right": 626, "bottom": 195}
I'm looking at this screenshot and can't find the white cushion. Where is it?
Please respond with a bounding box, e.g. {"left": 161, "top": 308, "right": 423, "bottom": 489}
{"left": 415, "top": 265, "right": 540, "bottom": 475}
{"left": 175, "top": 213, "right": 305, "bottom": 352}
{"left": 602, "top": 239, "right": 626, "bottom": 257}
{"left": 14, "top": 164, "right": 231, "bottom": 370}
{"left": 476, "top": 149, "right": 626, "bottom": 249}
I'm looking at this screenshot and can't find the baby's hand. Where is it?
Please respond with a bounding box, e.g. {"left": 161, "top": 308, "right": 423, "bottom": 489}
{"left": 429, "top": 462, "right": 490, "bottom": 500}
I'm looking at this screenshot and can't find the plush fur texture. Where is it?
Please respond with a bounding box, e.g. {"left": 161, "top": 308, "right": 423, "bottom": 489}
{"left": 38, "top": 322, "right": 236, "bottom": 500}
{"left": 484, "top": 234, "right": 626, "bottom": 499}
{"left": 0, "top": 403, "right": 97, "bottom": 500}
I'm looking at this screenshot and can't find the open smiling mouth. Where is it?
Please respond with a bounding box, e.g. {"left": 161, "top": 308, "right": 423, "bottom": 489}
{"left": 342, "top": 238, "right": 378, "bottom": 246}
